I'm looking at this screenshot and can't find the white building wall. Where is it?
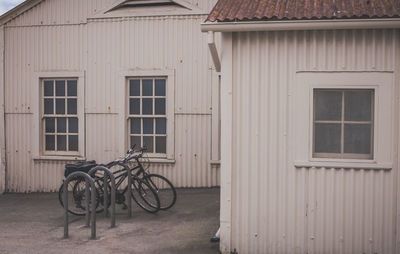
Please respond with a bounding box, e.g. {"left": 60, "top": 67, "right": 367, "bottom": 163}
{"left": 228, "top": 29, "right": 399, "bottom": 254}
{"left": 3, "top": 0, "right": 220, "bottom": 192}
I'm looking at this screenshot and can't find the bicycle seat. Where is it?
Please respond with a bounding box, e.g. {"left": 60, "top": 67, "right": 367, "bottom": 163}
{"left": 64, "top": 160, "right": 97, "bottom": 177}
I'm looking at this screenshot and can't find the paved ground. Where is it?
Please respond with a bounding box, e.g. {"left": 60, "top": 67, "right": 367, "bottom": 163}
{"left": 0, "top": 188, "right": 220, "bottom": 254}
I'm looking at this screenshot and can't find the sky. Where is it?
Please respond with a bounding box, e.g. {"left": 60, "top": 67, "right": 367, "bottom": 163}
{"left": 0, "top": 0, "right": 25, "bottom": 16}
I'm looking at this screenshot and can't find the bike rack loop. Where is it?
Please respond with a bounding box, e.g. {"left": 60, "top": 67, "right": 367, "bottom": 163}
{"left": 117, "top": 162, "right": 132, "bottom": 218}
{"left": 88, "top": 165, "right": 116, "bottom": 228}
{"left": 63, "top": 171, "right": 96, "bottom": 240}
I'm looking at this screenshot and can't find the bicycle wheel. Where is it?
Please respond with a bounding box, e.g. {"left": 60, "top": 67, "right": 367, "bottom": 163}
{"left": 130, "top": 177, "right": 160, "bottom": 213}
{"left": 58, "top": 177, "right": 101, "bottom": 216}
{"left": 143, "top": 174, "right": 176, "bottom": 210}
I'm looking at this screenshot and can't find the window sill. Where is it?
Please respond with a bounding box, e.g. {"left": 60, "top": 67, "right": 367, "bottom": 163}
{"left": 294, "top": 160, "right": 392, "bottom": 170}
{"left": 145, "top": 158, "right": 175, "bottom": 164}
{"left": 33, "top": 155, "right": 87, "bottom": 162}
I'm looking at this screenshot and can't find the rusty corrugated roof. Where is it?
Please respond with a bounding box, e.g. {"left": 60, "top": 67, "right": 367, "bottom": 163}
{"left": 206, "top": 0, "right": 400, "bottom": 22}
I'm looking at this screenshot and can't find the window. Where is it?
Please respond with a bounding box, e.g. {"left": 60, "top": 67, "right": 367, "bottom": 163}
{"left": 294, "top": 72, "right": 393, "bottom": 169}
{"left": 128, "top": 78, "right": 167, "bottom": 154}
{"left": 313, "top": 89, "right": 374, "bottom": 159}
{"left": 41, "top": 79, "right": 79, "bottom": 154}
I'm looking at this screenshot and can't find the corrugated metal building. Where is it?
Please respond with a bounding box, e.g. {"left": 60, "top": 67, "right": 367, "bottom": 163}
{"left": 202, "top": 0, "right": 400, "bottom": 253}
{"left": 0, "top": 0, "right": 220, "bottom": 193}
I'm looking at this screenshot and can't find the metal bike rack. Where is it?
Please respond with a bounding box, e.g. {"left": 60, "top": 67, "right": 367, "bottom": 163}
{"left": 63, "top": 171, "right": 97, "bottom": 240}
{"left": 117, "top": 162, "right": 132, "bottom": 218}
{"left": 88, "top": 165, "right": 116, "bottom": 228}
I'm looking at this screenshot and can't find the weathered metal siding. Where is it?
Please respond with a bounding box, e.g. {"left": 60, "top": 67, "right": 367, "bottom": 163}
{"left": 3, "top": 0, "right": 220, "bottom": 192}
{"left": 230, "top": 29, "right": 399, "bottom": 253}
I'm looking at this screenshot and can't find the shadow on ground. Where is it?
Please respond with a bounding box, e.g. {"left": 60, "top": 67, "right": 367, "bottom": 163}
{"left": 0, "top": 188, "right": 220, "bottom": 254}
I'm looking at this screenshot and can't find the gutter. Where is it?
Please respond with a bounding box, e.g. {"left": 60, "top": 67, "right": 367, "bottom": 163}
{"left": 207, "top": 31, "right": 221, "bottom": 72}
{"left": 201, "top": 18, "right": 400, "bottom": 32}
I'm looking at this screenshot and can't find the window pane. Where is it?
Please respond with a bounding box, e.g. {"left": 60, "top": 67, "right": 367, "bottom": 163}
{"left": 44, "top": 99, "right": 54, "bottom": 114}
{"left": 68, "top": 135, "right": 78, "bottom": 151}
{"left": 68, "top": 118, "right": 78, "bottom": 133}
{"left": 314, "top": 123, "right": 341, "bottom": 153}
{"left": 314, "top": 90, "right": 342, "bottom": 121}
{"left": 155, "top": 79, "right": 166, "bottom": 96}
{"left": 57, "top": 135, "right": 67, "bottom": 151}
{"left": 156, "top": 136, "right": 166, "bottom": 153}
{"left": 155, "top": 98, "right": 166, "bottom": 115}
{"left": 130, "top": 118, "right": 141, "bottom": 134}
{"left": 45, "top": 118, "right": 55, "bottom": 133}
{"left": 143, "top": 136, "right": 153, "bottom": 153}
{"left": 131, "top": 136, "right": 141, "bottom": 148}
{"left": 56, "top": 99, "right": 65, "bottom": 114}
{"left": 344, "top": 124, "right": 372, "bottom": 154}
{"left": 344, "top": 90, "right": 373, "bottom": 121}
{"left": 142, "top": 79, "right": 153, "bottom": 96}
{"left": 130, "top": 80, "right": 140, "bottom": 96}
{"left": 142, "top": 98, "right": 153, "bottom": 115}
{"left": 57, "top": 118, "right": 66, "bottom": 133}
{"left": 44, "top": 81, "right": 53, "bottom": 96}
{"left": 67, "top": 80, "right": 77, "bottom": 96}
{"left": 67, "top": 99, "right": 77, "bottom": 115}
{"left": 55, "top": 80, "right": 65, "bottom": 96}
{"left": 129, "top": 99, "right": 140, "bottom": 115}
{"left": 156, "top": 118, "right": 166, "bottom": 134}
{"left": 143, "top": 118, "right": 154, "bottom": 134}
{"left": 45, "top": 135, "right": 55, "bottom": 150}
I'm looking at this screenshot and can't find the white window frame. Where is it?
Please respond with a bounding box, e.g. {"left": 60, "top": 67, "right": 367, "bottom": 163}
{"left": 32, "top": 72, "right": 85, "bottom": 160}
{"left": 118, "top": 70, "right": 175, "bottom": 161}
{"left": 293, "top": 72, "right": 393, "bottom": 169}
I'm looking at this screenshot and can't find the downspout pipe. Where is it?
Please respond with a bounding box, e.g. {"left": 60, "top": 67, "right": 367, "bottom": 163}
{"left": 207, "top": 31, "right": 221, "bottom": 73}
{"left": 201, "top": 18, "right": 400, "bottom": 32}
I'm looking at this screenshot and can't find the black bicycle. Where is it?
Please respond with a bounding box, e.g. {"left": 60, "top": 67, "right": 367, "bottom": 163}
{"left": 58, "top": 146, "right": 176, "bottom": 215}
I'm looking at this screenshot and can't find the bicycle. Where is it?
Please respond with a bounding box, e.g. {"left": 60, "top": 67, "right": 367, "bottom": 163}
{"left": 58, "top": 149, "right": 161, "bottom": 215}
{"left": 58, "top": 145, "right": 177, "bottom": 215}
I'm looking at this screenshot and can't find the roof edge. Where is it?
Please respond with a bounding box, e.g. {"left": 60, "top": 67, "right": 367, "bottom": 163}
{"left": 0, "top": 0, "right": 44, "bottom": 26}
{"left": 201, "top": 18, "right": 400, "bottom": 32}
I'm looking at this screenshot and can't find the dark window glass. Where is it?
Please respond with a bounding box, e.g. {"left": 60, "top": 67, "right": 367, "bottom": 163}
{"left": 142, "top": 79, "right": 153, "bottom": 96}
{"left": 68, "top": 135, "right": 78, "bottom": 151}
{"left": 344, "top": 90, "right": 373, "bottom": 121}
{"left": 314, "top": 123, "right": 341, "bottom": 153}
{"left": 142, "top": 98, "right": 153, "bottom": 115}
{"left": 45, "top": 118, "right": 55, "bottom": 133}
{"left": 156, "top": 118, "right": 166, "bottom": 134}
{"left": 143, "top": 118, "right": 154, "bottom": 134}
{"left": 155, "top": 98, "right": 166, "bottom": 115}
{"left": 44, "top": 81, "right": 53, "bottom": 96}
{"left": 56, "top": 99, "right": 65, "bottom": 114}
{"left": 67, "top": 80, "right": 77, "bottom": 96}
{"left": 130, "top": 80, "right": 140, "bottom": 96}
{"left": 45, "top": 135, "right": 55, "bottom": 150}
{"left": 131, "top": 136, "right": 141, "bottom": 148}
{"left": 57, "top": 135, "right": 67, "bottom": 151}
{"left": 55, "top": 80, "right": 65, "bottom": 96}
{"left": 131, "top": 118, "right": 141, "bottom": 134}
{"left": 44, "top": 99, "right": 54, "bottom": 114}
{"left": 68, "top": 118, "right": 78, "bottom": 133}
{"left": 155, "top": 79, "right": 166, "bottom": 96}
{"left": 344, "top": 124, "right": 372, "bottom": 154}
{"left": 314, "top": 90, "right": 342, "bottom": 121}
{"left": 156, "top": 136, "right": 166, "bottom": 153}
{"left": 57, "top": 118, "right": 66, "bottom": 133}
{"left": 143, "top": 136, "right": 153, "bottom": 153}
{"left": 129, "top": 99, "right": 140, "bottom": 115}
{"left": 67, "top": 99, "right": 77, "bottom": 114}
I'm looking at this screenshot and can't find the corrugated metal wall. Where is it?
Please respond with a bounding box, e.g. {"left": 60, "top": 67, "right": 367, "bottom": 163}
{"left": 3, "top": 0, "right": 220, "bottom": 192}
{"left": 230, "top": 29, "right": 399, "bottom": 253}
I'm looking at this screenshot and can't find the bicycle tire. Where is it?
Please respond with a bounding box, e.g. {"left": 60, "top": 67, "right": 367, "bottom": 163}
{"left": 130, "top": 177, "right": 161, "bottom": 213}
{"left": 143, "top": 174, "right": 176, "bottom": 210}
{"left": 58, "top": 177, "right": 101, "bottom": 216}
